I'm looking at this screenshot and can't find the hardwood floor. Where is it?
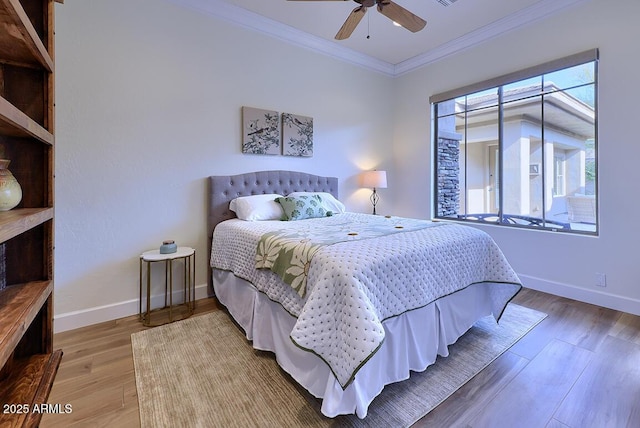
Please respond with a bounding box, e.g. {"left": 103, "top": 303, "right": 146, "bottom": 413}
{"left": 40, "top": 289, "right": 640, "bottom": 427}
{"left": 414, "top": 289, "right": 640, "bottom": 428}
{"left": 41, "top": 299, "right": 220, "bottom": 428}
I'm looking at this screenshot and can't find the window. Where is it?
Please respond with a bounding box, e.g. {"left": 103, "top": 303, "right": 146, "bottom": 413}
{"left": 431, "top": 50, "right": 598, "bottom": 234}
{"left": 553, "top": 154, "right": 565, "bottom": 197}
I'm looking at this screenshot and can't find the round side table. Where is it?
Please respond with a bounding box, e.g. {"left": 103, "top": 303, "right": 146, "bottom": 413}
{"left": 139, "top": 246, "right": 195, "bottom": 326}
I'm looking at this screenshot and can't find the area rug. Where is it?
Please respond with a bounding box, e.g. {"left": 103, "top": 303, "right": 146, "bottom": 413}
{"left": 131, "top": 303, "right": 546, "bottom": 428}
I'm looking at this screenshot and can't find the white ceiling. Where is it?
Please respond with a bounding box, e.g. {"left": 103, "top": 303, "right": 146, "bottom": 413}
{"left": 172, "top": 0, "right": 589, "bottom": 76}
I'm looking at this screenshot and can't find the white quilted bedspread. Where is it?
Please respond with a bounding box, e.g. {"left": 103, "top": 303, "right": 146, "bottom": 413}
{"left": 210, "top": 213, "right": 521, "bottom": 388}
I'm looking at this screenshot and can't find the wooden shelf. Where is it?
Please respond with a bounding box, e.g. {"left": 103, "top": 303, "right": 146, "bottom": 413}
{"left": 0, "top": 96, "right": 54, "bottom": 144}
{"left": 0, "top": 2, "right": 60, "bottom": 426}
{"left": 0, "top": 280, "right": 52, "bottom": 368}
{"left": 0, "top": 208, "right": 53, "bottom": 244}
{"left": 0, "top": 350, "right": 63, "bottom": 428}
{"left": 0, "top": 0, "right": 53, "bottom": 71}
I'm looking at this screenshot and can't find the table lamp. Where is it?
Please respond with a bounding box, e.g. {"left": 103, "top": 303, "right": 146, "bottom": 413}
{"left": 361, "top": 170, "right": 387, "bottom": 215}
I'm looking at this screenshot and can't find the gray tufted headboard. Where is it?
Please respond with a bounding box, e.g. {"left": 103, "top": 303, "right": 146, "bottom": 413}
{"left": 208, "top": 170, "right": 339, "bottom": 237}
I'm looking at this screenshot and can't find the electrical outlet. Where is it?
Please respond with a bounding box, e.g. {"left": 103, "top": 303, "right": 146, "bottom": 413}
{"left": 595, "top": 272, "right": 607, "bottom": 287}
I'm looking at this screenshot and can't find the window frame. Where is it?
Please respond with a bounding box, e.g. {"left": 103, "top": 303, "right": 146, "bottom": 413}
{"left": 431, "top": 49, "right": 599, "bottom": 235}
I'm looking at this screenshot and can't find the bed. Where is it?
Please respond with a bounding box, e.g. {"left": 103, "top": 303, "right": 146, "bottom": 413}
{"left": 208, "top": 170, "right": 521, "bottom": 419}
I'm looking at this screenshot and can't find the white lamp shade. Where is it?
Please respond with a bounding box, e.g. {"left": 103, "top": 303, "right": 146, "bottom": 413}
{"left": 361, "top": 170, "right": 387, "bottom": 189}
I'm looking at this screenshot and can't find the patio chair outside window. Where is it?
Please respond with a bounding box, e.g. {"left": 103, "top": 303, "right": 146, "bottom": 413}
{"left": 566, "top": 195, "right": 596, "bottom": 224}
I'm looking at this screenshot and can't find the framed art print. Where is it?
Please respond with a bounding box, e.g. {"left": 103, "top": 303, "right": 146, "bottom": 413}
{"left": 282, "top": 112, "right": 313, "bottom": 157}
{"left": 242, "top": 106, "right": 280, "bottom": 155}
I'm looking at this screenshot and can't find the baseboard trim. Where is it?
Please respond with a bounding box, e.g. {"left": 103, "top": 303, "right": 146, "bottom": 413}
{"left": 520, "top": 274, "right": 640, "bottom": 316}
{"left": 54, "top": 276, "right": 640, "bottom": 333}
{"left": 53, "top": 283, "right": 213, "bottom": 333}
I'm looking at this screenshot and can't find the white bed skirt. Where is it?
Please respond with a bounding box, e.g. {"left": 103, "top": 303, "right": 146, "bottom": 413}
{"left": 212, "top": 269, "right": 496, "bottom": 419}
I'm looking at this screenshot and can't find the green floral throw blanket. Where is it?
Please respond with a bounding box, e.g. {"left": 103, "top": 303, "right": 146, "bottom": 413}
{"left": 255, "top": 215, "right": 436, "bottom": 297}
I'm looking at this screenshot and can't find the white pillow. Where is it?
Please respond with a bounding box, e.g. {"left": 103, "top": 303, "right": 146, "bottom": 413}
{"left": 287, "top": 192, "right": 346, "bottom": 214}
{"left": 229, "top": 194, "right": 284, "bottom": 221}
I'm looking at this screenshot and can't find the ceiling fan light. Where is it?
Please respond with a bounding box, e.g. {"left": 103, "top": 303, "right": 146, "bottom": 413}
{"left": 392, "top": 21, "right": 402, "bottom": 27}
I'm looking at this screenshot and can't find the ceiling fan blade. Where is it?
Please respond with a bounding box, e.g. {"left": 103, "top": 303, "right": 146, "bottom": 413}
{"left": 335, "top": 6, "right": 367, "bottom": 40}
{"left": 377, "top": 1, "right": 426, "bottom": 33}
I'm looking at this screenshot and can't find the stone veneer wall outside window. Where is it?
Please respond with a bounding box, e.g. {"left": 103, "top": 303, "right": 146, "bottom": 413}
{"left": 437, "top": 131, "right": 462, "bottom": 217}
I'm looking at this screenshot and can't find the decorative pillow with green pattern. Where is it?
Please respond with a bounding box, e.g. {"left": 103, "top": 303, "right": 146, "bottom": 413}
{"left": 275, "top": 194, "right": 330, "bottom": 221}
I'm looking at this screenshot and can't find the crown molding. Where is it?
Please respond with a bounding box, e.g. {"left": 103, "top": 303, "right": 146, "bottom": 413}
{"left": 394, "top": 0, "right": 592, "bottom": 76}
{"left": 168, "top": 0, "right": 591, "bottom": 78}
{"left": 167, "top": 0, "right": 396, "bottom": 76}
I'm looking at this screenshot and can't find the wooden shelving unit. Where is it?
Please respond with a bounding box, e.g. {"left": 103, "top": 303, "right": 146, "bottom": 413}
{"left": 0, "top": 0, "right": 61, "bottom": 426}
{"left": 0, "top": 96, "right": 54, "bottom": 143}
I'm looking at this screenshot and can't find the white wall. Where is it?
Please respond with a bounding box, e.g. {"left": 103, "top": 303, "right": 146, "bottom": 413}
{"left": 393, "top": 0, "right": 640, "bottom": 315}
{"left": 54, "top": 0, "right": 640, "bottom": 332}
{"left": 54, "top": 0, "right": 395, "bottom": 331}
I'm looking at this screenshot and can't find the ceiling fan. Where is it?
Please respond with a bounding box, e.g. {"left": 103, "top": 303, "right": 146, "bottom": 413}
{"left": 288, "top": 0, "right": 427, "bottom": 40}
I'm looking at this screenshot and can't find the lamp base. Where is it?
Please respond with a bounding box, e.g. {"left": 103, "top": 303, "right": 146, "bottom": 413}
{"left": 370, "top": 188, "right": 380, "bottom": 215}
